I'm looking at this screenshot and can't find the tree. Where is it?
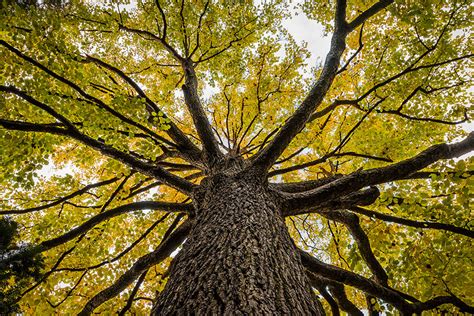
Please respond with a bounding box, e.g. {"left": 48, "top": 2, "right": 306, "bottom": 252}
{"left": 0, "top": 218, "right": 45, "bottom": 314}
{"left": 0, "top": 0, "right": 473, "bottom": 314}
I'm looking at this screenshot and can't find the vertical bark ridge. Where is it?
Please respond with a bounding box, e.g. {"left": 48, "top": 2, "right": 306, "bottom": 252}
{"left": 153, "top": 174, "right": 323, "bottom": 315}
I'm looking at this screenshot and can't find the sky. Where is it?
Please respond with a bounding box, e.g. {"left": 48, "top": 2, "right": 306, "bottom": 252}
{"left": 282, "top": 7, "right": 331, "bottom": 66}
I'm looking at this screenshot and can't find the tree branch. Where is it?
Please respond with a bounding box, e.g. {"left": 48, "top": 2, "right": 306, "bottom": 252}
{"left": 365, "top": 294, "right": 380, "bottom": 316}
{"left": 411, "top": 295, "right": 474, "bottom": 314}
{"left": 18, "top": 245, "right": 77, "bottom": 300}
{"left": 181, "top": 61, "right": 223, "bottom": 163}
{"left": 0, "top": 118, "right": 196, "bottom": 194}
{"left": 350, "top": 206, "right": 473, "bottom": 238}
{"left": 0, "top": 40, "right": 173, "bottom": 148}
{"left": 325, "top": 53, "right": 473, "bottom": 122}
{"left": 118, "top": 25, "right": 184, "bottom": 62}
{"left": 189, "top": 0, "right": 210, "bottom": 59}
{"left": 0, "top": 176, "right": 119, "bottom": 215}
{"left": 0, "top": 119, "right": 68, "bottom": 134}
{"left": 273, "top": 170, "right": 473, "bottom": 195}
{"left": 281, "top": 186, "right": 380, "bottom": 217}
{"left": 0, "top": 85, "right": 78, "bottom": 131}
{"left": 328, "top": 283, "right": 364, "bottom": 316}
{"left": 337, "top": 23, "right": 364, "bottom": 75}
{"left": 347, "top": 0, "right": 394, "bottom": 31}
{"left": 317, "top": 210, "right": 388, "bottom": 284}
{"left": 195, "top": 17, "right": 258, "bottom": 64}
{"left": 307, "top": 272, "right": 341, "bottom": 316}
{"left": 300, "top": 249, "right": 413, "bottom": 312}
{"left": 114, "top": 24, "right": 223, "bottom": 164}
{"left": 300, "top": 249, "right": 474, "bottom": 314}
{"left": 58, "top": 213, "right": 173, "bottom": 272}
{"left": 46, "top": 270, "right": 88, "bottom": 308}
{"left": 117, "top": 270, "right": 148, "bottom": 316}
{"left": 310, "top": 8, "right": 472, "bottom": 126}
{"left": 269, "top": 151, "right": 392, "bottom": 177}
{"left": 405, "top": 170, "right": 474, "bottom": 180}
{"left": 320, "top": 289, "right": 340, "bottom": 316}
{"left": 82, "top": 55, "right": 201, "bottom": 158}
{"left": 154, "top": 0, "right": 167, "bottom": 39}
{"left": 0, "top": 201, "right": 192, "bottom": 265}
{"left": 279, "top": 133, "right": 473, "bottom": 211}
{"left": 250, "top": 0, "right": 349, "bottom": 172}
{"left": 270, "top": 175, "right": 343, "bottom": 194}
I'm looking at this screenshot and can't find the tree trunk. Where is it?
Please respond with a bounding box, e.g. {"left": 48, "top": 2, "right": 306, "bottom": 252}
{"left": 153, "top": 172, "right": 324, "bottom": 315}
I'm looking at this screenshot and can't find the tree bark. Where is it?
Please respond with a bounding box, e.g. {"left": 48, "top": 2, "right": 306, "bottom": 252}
{"left": 153, "top": 172, "right": 323, "bottom": 315}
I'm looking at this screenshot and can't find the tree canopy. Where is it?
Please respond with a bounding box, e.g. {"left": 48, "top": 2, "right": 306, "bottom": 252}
{"left": 0, "top": 0, "right": 473, "bottom": 314}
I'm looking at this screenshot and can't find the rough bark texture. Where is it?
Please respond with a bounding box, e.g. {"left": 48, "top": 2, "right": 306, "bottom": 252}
{"left": 153, "top": 172, "right": 323, "bottom": 315}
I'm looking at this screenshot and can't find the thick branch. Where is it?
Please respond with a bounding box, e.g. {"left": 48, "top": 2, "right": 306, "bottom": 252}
{"left": 275, "top": 170, "right": 473, "bottom": 195}
{"left": 282, "top": 186, "right": 380, "bottom": 216}
{"left": 0, "top": 118, "right": 196, "bottom": 194}
{"left": 329, "top": 283, "right": 364, "bottom": 316}
{"left": 181, "top": 61, "right": 222, "bottom": 162}
{"left": 299, "top": 249, "right": 413, "bottom": 312}
{"left": 250, "top": 0, "right": 349, "bottom": 172}
{"left": 411, "top": 296, "right": 474, "bottom": 314}
{"left": 111, "top": 25, "right": 222, "bottom": 163}
{"left": 77, "top": 219, "right": 193, "bottom": 316}
{"left": 319, "top": 289, "right": 340, "bottom": 316}
{"left": 300, "top": 249, "right": 474, "bottom": 314}
{"left": 307, "top": 272, "right": 340, "bottom": 316}
{"left": 347, "top": 0, "right": 394, "bottom": 31}
{"left": 0, "top": 201, "right": 192, "bottom": 265}
{"left": 58, "top": 213, "right": 172, "bottom": 272}
{"left": 0, "top": 119, "right": 68, "bottom": 134}
{"left": 318, "top": 210, "right": 388, "bottom": 284}
{"left": 252, "top": 0, "right": 397, "bottom": 171}
{"left": 0, "top": 40, "right": 172, "bottom": 147}
{"left": 280, "top": 133, "right": 473, "bottom": 211}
